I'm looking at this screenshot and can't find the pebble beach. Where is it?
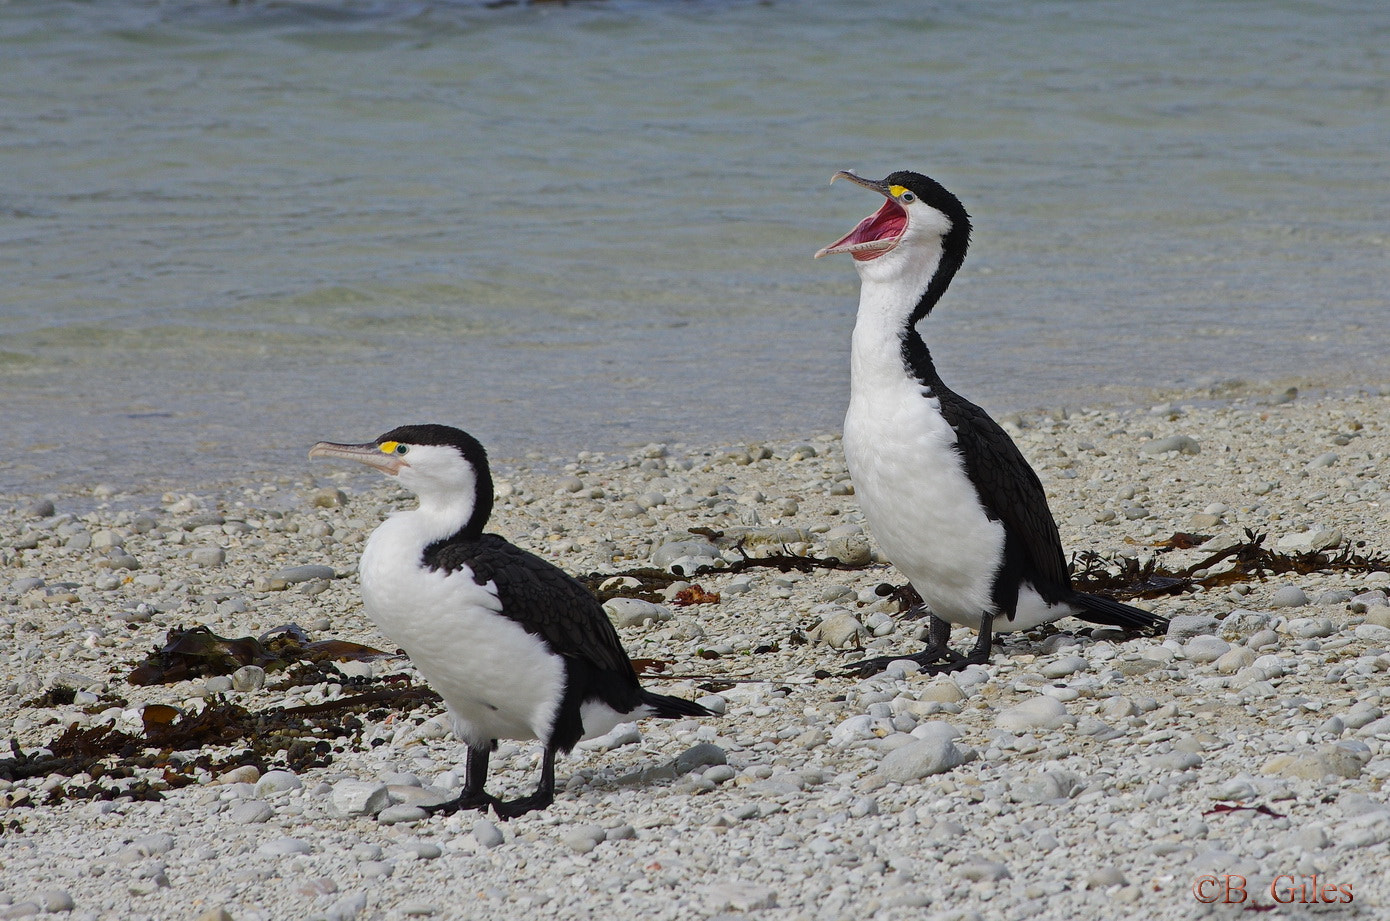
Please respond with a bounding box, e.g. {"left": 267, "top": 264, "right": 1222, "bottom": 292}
{"left": 2, "top": 386, "right": 1389, "bottom": 921}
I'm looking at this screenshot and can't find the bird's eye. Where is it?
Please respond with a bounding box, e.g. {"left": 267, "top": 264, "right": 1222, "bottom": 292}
{"left": 394, "top": 444, "right": 409, "bottom": 456}
{"left": 900, "top": 191, "right": 916, "bottom": 203}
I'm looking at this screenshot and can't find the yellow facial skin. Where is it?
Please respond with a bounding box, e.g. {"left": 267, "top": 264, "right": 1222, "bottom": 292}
{"left": 379, "top": 441, "right": 400, "bottom": 455}
{"left": 889, "top": 184, "right": 909, "bottom": 198}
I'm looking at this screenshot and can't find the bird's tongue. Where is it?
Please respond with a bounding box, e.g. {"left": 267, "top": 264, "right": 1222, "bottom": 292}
{"left": 816, "top": 198, "right": 907, "bottom": 261}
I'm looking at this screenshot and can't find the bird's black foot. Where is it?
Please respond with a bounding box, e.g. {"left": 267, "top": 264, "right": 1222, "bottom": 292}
{"left": 843, "top": 646, "right": 971, "bottom": 679}
{"left": 425, "top": 788, "right": 495, "bottom": 817}
{"left": 491, "top": 789, "right": 554, "bottom": 821}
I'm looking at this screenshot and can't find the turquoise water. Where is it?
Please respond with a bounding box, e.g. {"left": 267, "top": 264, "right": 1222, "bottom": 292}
{"left": 2, "top": 0, "right": 1386, "bottom": 496}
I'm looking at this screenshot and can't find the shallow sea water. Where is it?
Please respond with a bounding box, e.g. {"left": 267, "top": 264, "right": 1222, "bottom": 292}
{"left": 1, "top": 0, "right": 1386, "bottom": 497}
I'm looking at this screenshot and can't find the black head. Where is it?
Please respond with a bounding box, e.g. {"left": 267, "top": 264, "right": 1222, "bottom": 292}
{"left": 881, "top": 170, "right": 972, "bottom": 247}
{"left": 373, "top": 424, "right": 490, "bottom": 472}
{"left": 818, "top": 168, "right": 973, "bottom": 324}
{"left": 310, "top": 423, "right": 494, "bottom": 539}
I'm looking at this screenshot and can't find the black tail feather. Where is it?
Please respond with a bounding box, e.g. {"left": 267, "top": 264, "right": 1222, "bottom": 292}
{"left": 1071, "top": 593, "right": 1169, "bottom": 636}
{"left": 642, "top": 690, "right": 713, "bottom": 719}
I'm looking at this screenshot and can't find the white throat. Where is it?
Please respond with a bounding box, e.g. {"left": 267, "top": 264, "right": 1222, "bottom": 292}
{"left": 406, "top": 491, "right": 479, "bottom": 546}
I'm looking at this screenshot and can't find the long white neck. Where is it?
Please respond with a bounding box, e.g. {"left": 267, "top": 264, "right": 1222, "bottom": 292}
{"left": 404, "top": 490, "right": 480, "bottom": 546}
{"left": 849, "top": 240, "right": 945, "bottom": 397}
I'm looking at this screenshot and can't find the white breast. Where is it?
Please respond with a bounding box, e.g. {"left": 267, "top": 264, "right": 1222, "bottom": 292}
{"left": 358, "top": 512, "right": 565, "bottom": 746}
{"left": 845, "top": 374, "right": 1005, "bottom": 630}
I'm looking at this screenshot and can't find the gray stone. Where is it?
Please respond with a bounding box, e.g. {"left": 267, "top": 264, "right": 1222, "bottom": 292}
{"left": 602, "top": 597, "right": 673, "bottom": 628}
{"left": 255, "top": 770, "right": 303, "bottom": 796}
{"left": 257, "top": 837, "right": 312, "bottom": 857}
{"left": 1085, "top": 867, "right": 1128, "bottom": 889}
{"left": 129, "top": 833, "right": 176, "bottom": 857}
{"left": 181, "top": 511, "right": 226, "bottom": 530}
{"left": 1041, "top": 655, "right": 1088, "bottom": 679}
{"left": 918, "top": 680, "right": 966, "bottom": 703}
{"left": 1306, "top": 451, "right": 1338, "bottom": 469}
{"left": 1219, "top": 609, "right": 1272, "bottom": 639}
{"left": 24, "top": 499, "right": 56, "bottom": 518}
{"left": 190, "top": 547, "right": 226, "bottom": 568}
{"left": 91, "top": 529, "right": 125, "bottom": 549}
{"left": 39, "top": 890, "right": 74, "bottom": 913}
{"left": 229, "top": 800, "right": 274, "bottom": 824}
{"left": 1167, "top": 615, "right": 1221, "bottom": 642}
{"left": 406, "top": 841, "right": 443, "bottom": 859}
{"left": 808, "top": 610, "right": 867, "bottom": 649}
{"left": 824, "top": 533, "right": 872, "bottom": 567}
{"left": 1343, "top": 706, "right": 1384, "bottom": 731}
{"left": 1139, "top": 434, "right": 1200, "bottom": 455}
{"left": 675, "top": 743, "right": 727, "bottom": 774}
{"left": 1215, "top": 646, "right": 1256, "bottom": 674}
{"left": 705, "top": 882, "right": 777, "bottom": 912}
{"left": 1269, "top": 585, "right": 1310, "bottom": 608}
{"left": 309, "top": 487, "right": 349, "bottom": 508}
{"left": 878, "top": 738, "right": 966, "bottom": 782}
{"left": 1009, "top": 770, "right": 1084, "bottom": 803}
{"left": 324, "top": 893, "right": 368, "bottom": 921}
{"left": 1275, "top": 528, "right": 1342, "bottom": 554}
{"left": 1184, "top": 635, "right": 1231, "bottom": 664}
{"left": 231, "top": 665, "right": 266, "bottom": 692}
{"left": 561, "top": 824, "right": 607, "bottom": 854}
{"left": 1263, "top": 741, "right": 1371, "bottom": 780}
{"left": 473, "top": 820, "right": 504, "bottom": 849}
{"left": 377, "top": 805, "right": 427, "bottom": 825}
{"left": 1338, "top": 810, "right": 1390, "bottom": 848}
{"left": 9, "top": 577, "right": 46, "bottom": 595}
{"left": 1287, "top": 616, "right": 1335, "bottom": 638}
{"left": 996, "top": 696, "right": 1069, "bottom": 732}
{"left": 958, "top": 859, "right": 1011, "bottom": 882}
{"left": 102, "top": 550, "right": 141, "bottom": 571}
{"left": 1351, "top": 590, "right": 1389, "bottom": 610}
{"left": 388, "top": 785, "right": 455, "bottom": 809}
{"left": 1354, "top": 623, "right": 1390, "bottom": 643}
{"left": 1150, "top": 752, "right": 1202, "bottom": 772}
{"left": 332, "top": 780, "right": 390, "bottom": 816}
{"left": 271, "top": 564, "right": 336, "bottom": 586}
{"left": 651, "top": 539, "right": 720, "bottom": 570}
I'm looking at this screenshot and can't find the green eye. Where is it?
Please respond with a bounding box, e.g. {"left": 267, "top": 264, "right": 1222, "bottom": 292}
{"left": 394, "top": 444, "right": 409, "bottom": 455}
{"left": 900, "top": 191, "right": 916, "bottom": 203}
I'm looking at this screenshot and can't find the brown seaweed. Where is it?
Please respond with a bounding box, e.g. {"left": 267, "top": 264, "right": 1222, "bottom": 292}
{"left": 672, "top": 584, "right": 721, "bottom": 607}
{"left": 2, "top": 679, "right": 441, "bottom": 804}
{"left": 1071, "top": 529, "right": 1388, "bottom": 599}
{"left": 128, "top": 624, "right": 390, "bottom": 686}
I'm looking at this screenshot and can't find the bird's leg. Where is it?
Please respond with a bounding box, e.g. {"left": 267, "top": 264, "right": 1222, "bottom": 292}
{"left": 925, "top": 614, "right": 967, "bottom": 663}
{"left": 427, "top": 743, "right": 496, "bottom": 815}
{"left": 843, "top": 614, "right": 984, "bottom": 678}
{"left": 962, "top": 610, "right": 995, "bottom": 665}
{"left": 491, "top": 745, "right": 557, "bottom": 820}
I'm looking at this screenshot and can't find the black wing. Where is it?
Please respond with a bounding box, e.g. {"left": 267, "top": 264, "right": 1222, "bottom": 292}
{"left": 937, "top": 391, "right": 1071, "bottom": 601}
{"left": 425, "top": 533, "right": 638, "bottom": 681}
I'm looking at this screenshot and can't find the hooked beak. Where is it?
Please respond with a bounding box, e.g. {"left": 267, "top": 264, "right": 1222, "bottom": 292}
{"left": 308, "top": 441, "right": 405, "bottom": 476}
{"left": 814, "top": 170, "right": 907, "bottom": 261}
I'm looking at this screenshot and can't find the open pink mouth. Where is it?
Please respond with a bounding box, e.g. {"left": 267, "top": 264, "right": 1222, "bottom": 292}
{"left": 815, "top": 197, "right": 907, "bottom": 261}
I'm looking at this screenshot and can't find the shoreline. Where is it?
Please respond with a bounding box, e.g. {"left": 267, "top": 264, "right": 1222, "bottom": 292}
{"left": 7, "top": 376, "right": 1384, "bottom": 513}
{"left": 1, "top": 387, "right": 1388, "bottom": 919}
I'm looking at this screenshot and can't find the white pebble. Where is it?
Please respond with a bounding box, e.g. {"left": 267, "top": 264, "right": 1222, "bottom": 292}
{"left": 996, "top": 696, "right": 1069, "bottom": 732}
